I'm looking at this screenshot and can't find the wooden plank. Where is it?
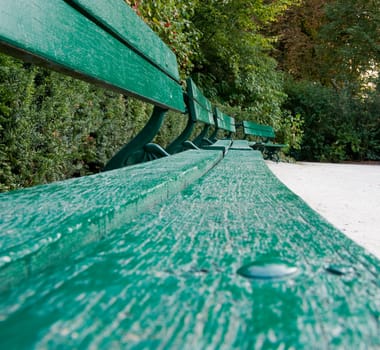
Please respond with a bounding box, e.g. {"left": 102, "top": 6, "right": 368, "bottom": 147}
{"left": 0, "top": 150, "right": 223, "bottom": 291}
{"left": 0, "top": 0, "right": 186, "bottom": 112}
{"left": 189, "top": 99, "right": 214, "bottom": 125}
{"left": 1, "top": 150, "right": 379, "bottom": 347}
{"left": 223, "top": 114, "right": 236, "bottom": 133}
{"left": 187, "top": 79, "right": 214, "bottom": 125}
{"left": 68, "top": 0, "right": 180, "bottom": 82}
{"left": 214, "top": 107, "right": 236, "bottom": 133}
{"left": 187, "top": 79, "right": 212, "bottom": 111}
{"left": 230, "top": 139, "right": 252, "bottom": 150}
{"left": 202, "top": 139, "right": 232, "bottom": 154}
{"left": 243, "top": 121, "right": 275, "bottom": 138}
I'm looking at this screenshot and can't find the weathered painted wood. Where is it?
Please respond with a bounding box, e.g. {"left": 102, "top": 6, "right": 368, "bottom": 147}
{"left": 68, "top": 0, "right": 180, "bottom": 82}
{"left": 214, "top": 107, "right": 236, "bottom": 134}
{"left": 187, "top": 79, "right": 215, "bottom": 125}
{"left": 187, "top": 79, "right": 212, "bottom": 110}
{"left": 166, "top": 80, "right": 218, "bottom": 153}
{"left": 230, "top": 139, "right": 252, "bottom": 150}
{"left": 201, "top": 139, "right": 232, "bottom": 154}
{"left": 0, "top": 0, "right": 185, "bottom": 112}
{"left": 1, "top": 150, "right": 379, "bottom": 348}
{"left": 243, "top": 120, "right": 276, "bottom": 139}
{"left": 189, "top": 98, "right": 214, "bottom": 125}
{"left": 0, "top": 150, "right": 223, "bottom": 291}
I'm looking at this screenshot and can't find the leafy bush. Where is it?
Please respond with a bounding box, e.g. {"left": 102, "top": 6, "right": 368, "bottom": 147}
{"left": 0, "top": 54, "right": 154, "bottom": 191}
{"left": 284, "top": 78, "right": 380, "bottom": 161}
{"left": 125, "top": 0, "right": 201, "bottom": 79}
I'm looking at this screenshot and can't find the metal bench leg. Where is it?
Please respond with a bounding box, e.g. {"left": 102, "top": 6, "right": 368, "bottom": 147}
{"left": 193, "top": 124, "right": 211, "bottom": 147}
{"left": 166, "top": 113, "right": 196, "bottom": 154}
{"left": 103, "top": 106, "right": 168, "bottom": 171}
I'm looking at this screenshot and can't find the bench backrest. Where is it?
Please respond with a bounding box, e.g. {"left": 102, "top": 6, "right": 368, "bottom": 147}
{"left": 214, "top": 107, "right": 236, "bottom": 135}
{"left": 0, "top": 0, "right": 186, "bottom": 113}
{"left": 243, "top": 120, "right": 275, "bottom": 140}
{"left": 186, "top": 79, "right": 215, "bottom": 126}
{"left": 0, "top": 0, "right": 232, "bottom": 166}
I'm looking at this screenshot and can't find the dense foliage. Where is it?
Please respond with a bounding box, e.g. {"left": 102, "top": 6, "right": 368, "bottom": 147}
{"left": 0, "top": 0, "right": 379, "bottom": 190}
{"left": 0, "top": 53, "right": 188, "bottom": 191}
{"left": 284, "top": 79, "right": 380, "bottom": 161}
{"left": 273, "top": 0, "right": 380, "bottom": 160}
{"left": 127, "top": 0, "right": 303, "bottom": 145}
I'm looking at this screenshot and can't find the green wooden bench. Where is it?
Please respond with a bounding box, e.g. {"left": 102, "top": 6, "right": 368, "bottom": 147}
{"left": 0, "top": 0, "right": 230, "bottom": 282}
{"left": 167, "top": 78, "right": 217, "bottom": 153}
{"left": 1, "top": 0, "right": 187, "bottom": 170}
{"left": 199, "top": 107, "right": 237, "bottom": 154}
{"left": 167, "top": 80, "right": 237, "bottom": 155}
{"left": 212, "top": 107, "right": 236, "bottom": 141}
{"left": 0, "top": 0, "right": 222, "bottom": 171}
{"left": 1, "top": 1, "right": 380, "bottom": 348}
{"left": 242, "top": 120, "right": 286, "bottom": 161}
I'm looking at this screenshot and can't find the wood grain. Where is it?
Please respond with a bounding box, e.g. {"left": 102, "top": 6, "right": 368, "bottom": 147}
{"left": 0, "top": 150, "right": 223, "bottom": 291}
{"left": 1, "top": 150, "right": 379, "bottom": 348}
{"left": 0, "top": 0, "right": 185, "bottom": 112}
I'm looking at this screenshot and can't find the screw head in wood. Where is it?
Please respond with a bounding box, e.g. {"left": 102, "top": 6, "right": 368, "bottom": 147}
{"left": 237, "top": 260, "right": 299, "bottom": 280}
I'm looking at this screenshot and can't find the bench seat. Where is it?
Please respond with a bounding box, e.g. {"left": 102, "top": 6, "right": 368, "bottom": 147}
{"left": 201, "top": 139, "right": 232, "bottom": 154}
{"left": 1, "top": 150, "right": 379, "bottom": 348}
{"left": 230, "top": 140, "right": 253, "bottom": 150}
{"left": 0, "top": 150, "right": 223, "bottom": 291}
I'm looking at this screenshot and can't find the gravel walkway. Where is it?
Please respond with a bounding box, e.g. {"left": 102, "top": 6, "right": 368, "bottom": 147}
{"left": 267, "top": 161, "right": 380, "bottom": 259}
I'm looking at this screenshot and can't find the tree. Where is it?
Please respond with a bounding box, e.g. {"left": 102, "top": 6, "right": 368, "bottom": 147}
{"left": 191, "top": 0, "right": 299, "bottom": 123}
{"left": 125, "top": 0, "right": 201, "bottom": 78}
{"left": 271, "top": 0, "right": 330, "bottom": 81}
{"left": 274, "top": 0, "right": 380, "bottom": 91}
{"left": 318, "top": 0, "right": 380, "bottom": 90}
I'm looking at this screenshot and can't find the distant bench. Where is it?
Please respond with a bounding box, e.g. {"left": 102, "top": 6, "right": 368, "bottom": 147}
{"left": 167, "top": 79, "right": 236, "bottom": 155}
{"left": 242, "top": 120, "right": 286, "bottom": 161}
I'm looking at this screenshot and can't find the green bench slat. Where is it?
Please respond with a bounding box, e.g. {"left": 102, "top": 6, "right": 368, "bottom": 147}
{"left": 0, "top": 150, "right": 223, "bottom": 291}
{"left": 68, "top": 0, "right": 180, "bottom": 82}
{"left": 1, "top": 150, "right": 379, "bottom": 348}
{"left": 0, "top": 0, "right": 185, "bottom": 112}
{"left": 242, "top": 121, "right": 285, "bottom": 160}
{"left": 187, "top": 79, "right": 211, "bottom": 110}
{"left": 187, "top": 79, "right": 215, "bottom": 125}
{"left": 214, "top": 107, "right": 236, "bottom": 133}
{"left": 189, "top": 98, "right": 214, "bottom": 125}
{"left": 201, "top": 139, "right": 232, "bottom": 153}
{"left": 230, "top": 139, "right": 252, "bottom": 150}
{"left": 243, "top": 121, "right": 276, "bottom": 139}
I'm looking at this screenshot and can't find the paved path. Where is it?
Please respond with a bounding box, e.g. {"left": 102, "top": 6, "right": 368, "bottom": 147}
{"left": 266, "top": 161, "right": 380, "bottom": 259}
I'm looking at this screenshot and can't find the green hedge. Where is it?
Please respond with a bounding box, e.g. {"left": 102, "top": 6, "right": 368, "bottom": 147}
{"left": 284, "top": 78, "right": 380, "bottom": 162}
{"left": 0, "top": 54, "right": 186, "bottom": 191}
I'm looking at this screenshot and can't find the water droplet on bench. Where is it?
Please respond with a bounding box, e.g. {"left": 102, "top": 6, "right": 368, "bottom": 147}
{"left": 237, "top": 260, "right": 298, "bottom": 280}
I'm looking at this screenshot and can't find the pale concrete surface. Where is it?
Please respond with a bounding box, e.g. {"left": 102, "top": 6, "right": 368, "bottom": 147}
{"left": 266, "top": 161, "right": 380, "bottom": 259}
